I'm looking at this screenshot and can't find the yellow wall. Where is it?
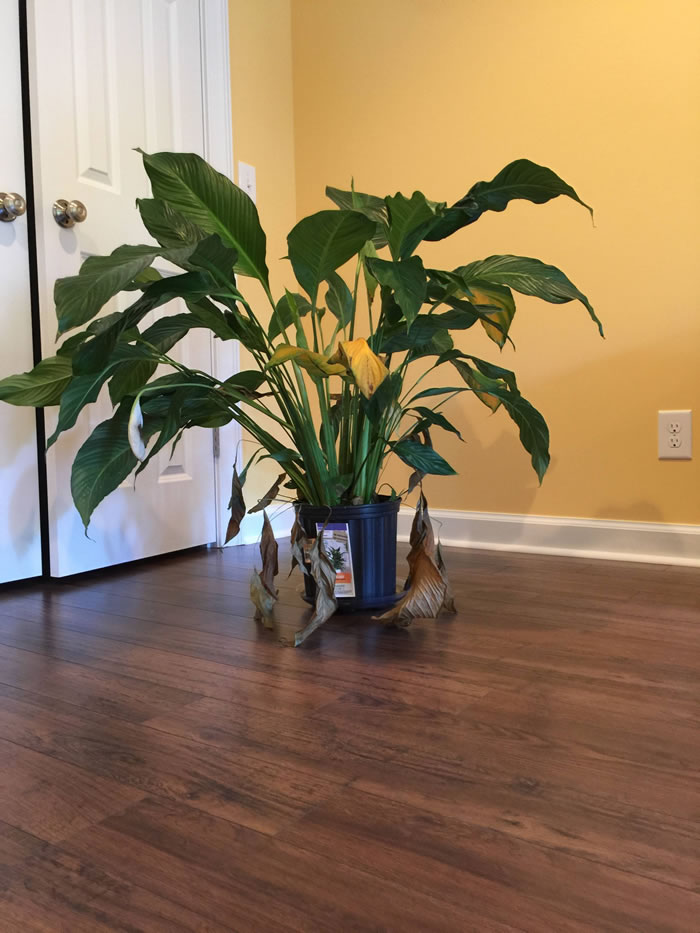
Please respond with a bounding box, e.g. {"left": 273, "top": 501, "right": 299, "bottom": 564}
{"left": 229, "top": 0, "right": 298, "bottom": 501}
{"left": 289, "top": 0, "right": 700, "bottom": 525}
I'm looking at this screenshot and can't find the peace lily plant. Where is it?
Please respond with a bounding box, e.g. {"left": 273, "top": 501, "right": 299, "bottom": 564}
{"left": 0, "top": 152, "right": 601, "bottom": 645}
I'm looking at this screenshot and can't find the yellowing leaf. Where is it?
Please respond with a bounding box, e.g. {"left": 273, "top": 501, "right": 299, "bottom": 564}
{"left": 330, "top": 338, "right": 388, "bottom": 398}
{"left": 267, "top": 345, "right": 346, "bottom": 378}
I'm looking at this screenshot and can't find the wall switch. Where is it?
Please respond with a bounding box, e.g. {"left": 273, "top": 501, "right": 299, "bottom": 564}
{"left": 658, "top": 410, "right": 692, "bottom": 460}
{"left": 238, "top": 161, "right": 256, "bottom": 204}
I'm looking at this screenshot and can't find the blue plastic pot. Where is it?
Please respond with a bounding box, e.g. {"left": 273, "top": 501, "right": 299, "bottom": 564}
{"left": 296, "top": 496, "right": 401, "bottom": 611}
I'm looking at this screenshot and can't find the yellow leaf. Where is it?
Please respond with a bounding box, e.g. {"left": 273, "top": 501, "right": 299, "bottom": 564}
{"left": 329, "top": 338, "right": 388, "bottom": 399}
{"left": 267, "top": 345, "right": 346, "bottom": 378}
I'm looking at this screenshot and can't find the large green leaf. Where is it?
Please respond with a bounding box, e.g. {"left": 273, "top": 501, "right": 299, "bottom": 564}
{"left": 269, "top": 291, "right": 312, "bottom": 341}
{"left": 140, "top": 150, "right": 269, "bottom": 285}
{"left": 0, "top": 356, "right": 72, "bottom": 407}
{"left": 287, "top": 209, "right": 375, "bottom": 304}
{"left": 409, "top": 406, "right": 463, "bottom": 440}
{"left": 137, "top": 198, "right": 206, "bottom": 247}
{"left": 385, "top": 191, "right": 442, "bottom": 259}
{"left": 325, "top": 184, "right": 388, "bottom": 248}
{"left": 47, "top": 344, "right": 155, "bottom": 446}
{"left": 426, "top": 159, "right": 593, "bottom": 241}
{"left": 324, "top": 272, "right": 353, "bottom": 328}
{"left": 72, "top": 272, "right": 216, "bottom": 376}
{"left": 451, "top": 358, "right": 549, "bottom": 480}
{"left": 70, "top": 403, "right": 136, "bottom": 529}
{"left": 457, "top": 254, "right": 603, "bottom": 335}
{"left": 392, "top": 439, "right": 456, "bottom": 475}
{"left": 366, "top": 256, "right": 427, "bottom": 330}
{"left": 55, "top": 244, "right": 191, "bottom": 333}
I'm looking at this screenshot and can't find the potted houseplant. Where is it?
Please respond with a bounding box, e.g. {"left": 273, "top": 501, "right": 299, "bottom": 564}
{"left": 0, "top": 152, "right": 601, "bottom": 645}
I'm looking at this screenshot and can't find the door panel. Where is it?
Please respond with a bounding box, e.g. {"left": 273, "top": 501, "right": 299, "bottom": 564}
{"left": 30, "top": 0, "right": 217, "bottom": 576}
{"left": 0, "top": 1, "right": 42, "bottom": 583}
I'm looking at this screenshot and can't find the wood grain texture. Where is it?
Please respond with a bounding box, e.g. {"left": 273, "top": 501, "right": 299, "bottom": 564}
{"left": 0, "top": 542, "right": 698, "bottom": 931}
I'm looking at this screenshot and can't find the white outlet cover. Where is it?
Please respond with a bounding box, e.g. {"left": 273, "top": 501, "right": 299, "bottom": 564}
{"left": 238, "top": 161, "right": 256, "bottom": 204}
{"left": 658, "top": 410, "right": 692, "bottom": 460}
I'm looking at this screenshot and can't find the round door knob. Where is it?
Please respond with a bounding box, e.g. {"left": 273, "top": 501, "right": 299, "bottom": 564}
{"left": 0, "top": 192, "right": 26, "bottom": 222}
{"left": 53, "top": 198, "right": 88, "bottom": 228}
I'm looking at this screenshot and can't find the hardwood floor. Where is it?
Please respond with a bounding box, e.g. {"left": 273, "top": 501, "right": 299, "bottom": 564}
{"left": 0, "top": 543, "right": 698, "bottom": 932}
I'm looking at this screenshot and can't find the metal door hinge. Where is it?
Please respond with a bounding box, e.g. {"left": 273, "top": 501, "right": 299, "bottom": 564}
{"left": 212, "top": 427, "right": 220, "bottom": 459}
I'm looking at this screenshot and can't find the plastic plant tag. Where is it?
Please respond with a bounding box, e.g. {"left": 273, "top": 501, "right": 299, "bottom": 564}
{"left": 315, "top": 522, "right": 355, "bottom": 597}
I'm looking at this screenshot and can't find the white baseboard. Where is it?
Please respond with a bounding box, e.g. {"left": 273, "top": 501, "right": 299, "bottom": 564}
{"left": 398, "top": 507, "right": 700, "bottom": 568}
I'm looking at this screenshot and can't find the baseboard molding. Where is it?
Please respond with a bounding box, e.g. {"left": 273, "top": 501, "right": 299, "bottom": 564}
{"left": 397, "top": 507, "right": 700, "bottom": 568}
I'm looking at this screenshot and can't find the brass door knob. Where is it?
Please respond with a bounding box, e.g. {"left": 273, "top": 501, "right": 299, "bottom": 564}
{"left": 0, "top": 192, "right": 26, "bottom": 222}
{"left": 53, "top": 198, "right": 87, "bottom": 228}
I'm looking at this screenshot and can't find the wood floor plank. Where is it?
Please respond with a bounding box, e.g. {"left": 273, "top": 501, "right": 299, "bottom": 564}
{"left": 0, "top": 543, "right": 697, "bottom": 931}
{"left": 0, "top": 736, "right": 143, "bottom": 844}
{"left": 278, "top": 785, "right": 700, "bottom": 933}
{"left": 0, "top": 687, "right": 339, "bottom": 837}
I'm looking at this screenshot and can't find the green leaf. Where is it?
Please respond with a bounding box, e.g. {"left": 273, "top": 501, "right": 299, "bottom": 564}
{"left": 325, "top": 272, "right": 353, "bottom": 327}
{"left": 137, "top": 198, "right": 206, "bottom": 247}
{"left": 409, "top": 385, "right": 467, "bottom": 402}
{"left": 325, "top": 185, "right": 387, "bottom": 225}
{"left": 497, "top": 391, "right": 550, "bottom": 482}
{"left": 450, "top": 357, "right": 549, "bottom": 480}
{"left": 426, "top": 159, "right": 593, "bottom": 241}
{"left": 0, "top": 355, "right": 73, "bottom": 407}
{"left": 385, "top": 191, "right": 442, "bottom": 258}
{"left": 457, "top": 254, "right": 603, "bottom": 336}
{"left": 269, "top": 291, "right": 313, "bottom": 341}
{"left": 360, "top": 241, "right": 380, "bottom": 307}
{"left": 366, "top": 256, "right": 427, "bottom": 330}
{"left": 409, "top": 406, "right": 463, "bottom": 440}
{"left": 325, "top": 184, "right": 388, "bottom": 248}
{"left": 72, "top": 271, "right": 216, "bottom": 375}
{"left": 361, "top": 371, "right": 402, "bottom": 424}
{"left": 109, "top": 359, "right": 157, "bottom": 405}
{"left": 55, "top": 245, "right": 178, "bottom": 333}
{"left": 139, "top": 312, "right": 200, "bottom": 351}
{"left": 287, "top": 209, "right": 375, "bottom": 304}
{"left": 392, "top": 439, "right": 456, "bottom": 475}
{"left": 70, "top": 403, "right": 141, "bottom": 530}
{"left": 139, "top": 150, "right": 269, "bottom": 285}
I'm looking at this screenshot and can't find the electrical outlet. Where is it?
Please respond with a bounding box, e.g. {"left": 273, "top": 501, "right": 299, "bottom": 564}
{"left": 658, "top": 410, "right": 692, "bottom": 460}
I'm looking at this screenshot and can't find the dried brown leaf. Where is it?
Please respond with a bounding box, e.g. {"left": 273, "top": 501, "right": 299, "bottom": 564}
{"left": 378, "top": 492, "right": 445, "bottom": 626}
{"left": 250, "top": 511, "right": 278, "bottom": 627}
{"left": 248, "top": 472, "right": 286, "bottom": 514}
{"left": 376, "top": 548, "right": 446, "bottom": 627}
{"left": 289, "top": 528, "right": 338, "bottom": 647}
{"left": 249, "top": 571, "right": 276, "bottom": 629}
{"left": 224, "top": 462, "right": 246, "bottom": 544}
{"left": 436, "top": 539, "right": 457, "bottom": 613}
{"left": 289, "top": 513, "right": 310, "bottom": 577}
{"left": 406, "top": 469, "right": 425, "bottom": 497}
{"left": 259, "top": 510, "right": 279, "bottom": 592}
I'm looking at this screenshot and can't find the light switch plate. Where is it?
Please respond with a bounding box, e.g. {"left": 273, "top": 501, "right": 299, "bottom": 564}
{"left": 658, "top": 410, "right": 692, "bottom": 460}
{"left": 238, "top": 161, "right": 256, "bottom": 204}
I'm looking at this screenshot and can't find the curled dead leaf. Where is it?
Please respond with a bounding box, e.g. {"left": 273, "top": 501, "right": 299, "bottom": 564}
{"left": 249, "top": 472, "right": 286, "bottom": 514}
{"left": 288, "top": 527, "right": 338, "bottom": 647}
{"left": 249, "top": 511, "right": 278, "bottom": 627}
{"left": 436, "top": 539, "right": 457, "bottom": 613}
{"left": 289, "top": 513, "right": 311, "bottom": 577}
{"left": 224, "top": 462, "right": 246, "bottom": 544}
{"left": 377, "top": 492, "right": 445, "bottom": 626}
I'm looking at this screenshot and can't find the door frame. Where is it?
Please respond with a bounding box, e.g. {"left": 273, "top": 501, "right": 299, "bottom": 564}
{"left": 25, "top": 0, "right": 238, "bottom": 566}
{"left": 199, "top": 0, "right": 241, "bottom": 548}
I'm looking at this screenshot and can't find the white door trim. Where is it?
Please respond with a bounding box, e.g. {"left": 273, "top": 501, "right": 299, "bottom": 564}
{"left": 398, "top": 507, "right": 700, "bottom": 568}
{"left": 199, "top": 0, "right": 241, "bottom": 547}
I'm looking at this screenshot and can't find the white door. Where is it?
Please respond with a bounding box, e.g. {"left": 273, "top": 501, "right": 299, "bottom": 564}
{"left": 0, "top": 1, "right": 42, "bottom": 583}
{"left": 29, "top": 0, "right": 220, "bottom": 576}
